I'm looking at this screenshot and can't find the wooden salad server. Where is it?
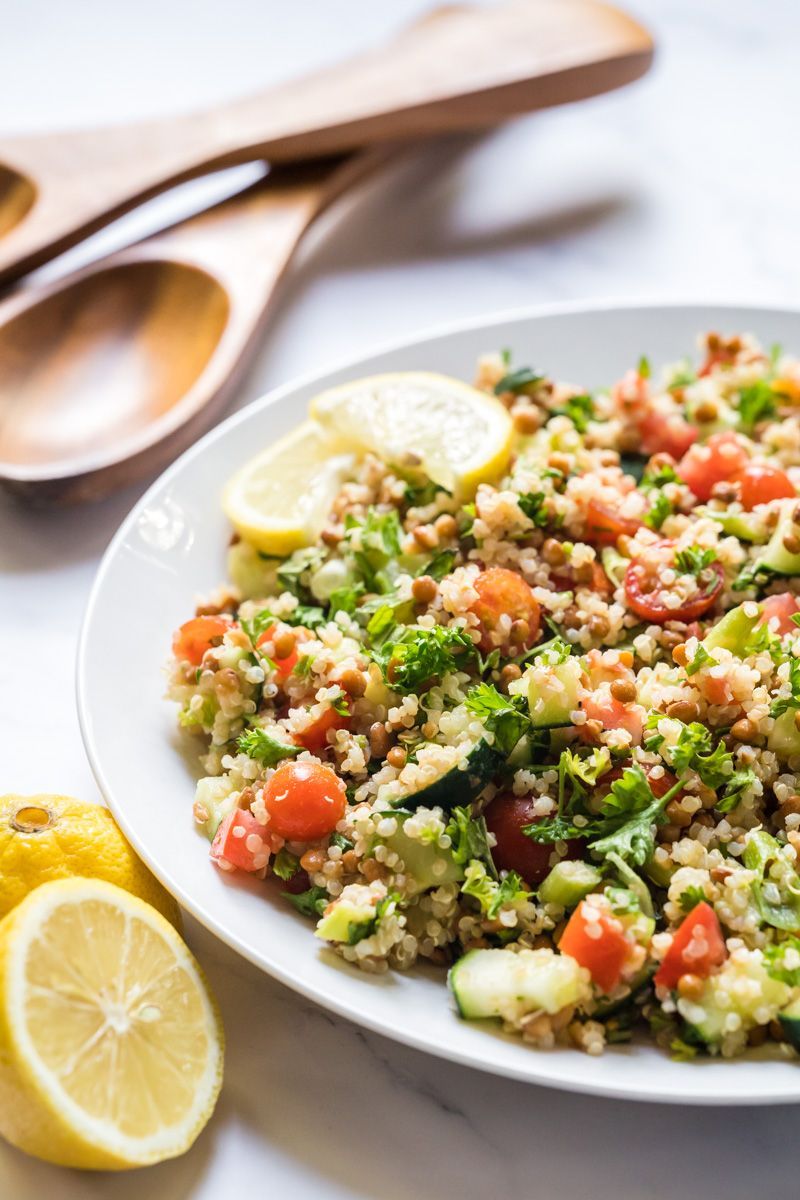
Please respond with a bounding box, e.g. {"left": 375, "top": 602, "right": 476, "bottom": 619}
{"left": 0, "top": 156, "right": 376, "bottom": 503}
{"left": 0, "top": 0, "right": 652, "bottom": 284}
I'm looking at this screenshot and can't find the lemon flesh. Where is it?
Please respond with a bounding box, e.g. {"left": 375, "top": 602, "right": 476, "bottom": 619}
{"left": 310, "top": 371, "right": 513, "bottom": 498}
{"left": 222, "top": 420, "right": 355, "bottom": 555}
{"left": 0, "top": 794, "right": 180, "bottom": 926}
{"left": 0, "top": 878, "right": 223, "bottom": 1169}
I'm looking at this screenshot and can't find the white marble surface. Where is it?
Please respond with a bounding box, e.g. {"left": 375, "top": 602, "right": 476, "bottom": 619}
{"left": 2, "top": 0, "right": 800, "bottom": 1194}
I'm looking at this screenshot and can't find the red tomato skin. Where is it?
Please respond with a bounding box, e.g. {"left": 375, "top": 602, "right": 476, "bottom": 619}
{"left": 579, "top": 692, "right": 644, "bottom": 745}
{"left": 677, "top": 431, "right": 749, "bottom": 502}
{"left": 760, "top": 592, "right": 800, "bottom": 636}
{"left": 559, "top": 901, "right": 630, "bottom": 993}
{"left": 638, "top": 410, "right": 698, "bottom": 460}
{"left": 210, "top": 809, "right": 268, "bottom": 872}
{"left": 264, "top": 760, "right": 347, "bottom": 841}
{"left": 294, "top": 705, "right": 349, "bottom": 754}
{"left": 654, "top": 901, "right": 727, "bottom": 990}
{"left": 470, "top": 568, "right": 541, "bottom": 654}
{"left": 257, "top": 625, "right": 299, "bottom": 680}
{"left": 731, "top": 463, "right": 796, "bottom": 510}
{"left": 483, "top": 795, "right": 584, "bottom": 887}
{"left": 173, "top": 615, "right": 234, "bottom": 665}
{"left": 585, "top": 499, "right": 642, "bottom": 546}
{"left": 624, "top": 557, "right": 725, "bottom": 624}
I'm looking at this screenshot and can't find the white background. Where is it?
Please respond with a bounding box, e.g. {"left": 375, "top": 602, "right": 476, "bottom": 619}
{"left": 2, "top": 0, "right": 800, "bottom": 1195}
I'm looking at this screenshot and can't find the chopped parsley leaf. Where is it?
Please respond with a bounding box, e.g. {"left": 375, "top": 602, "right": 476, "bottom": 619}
{"left": 674, "top": 545, "right": 718, "bottom": 577}
{"left": 464, "top": 683, "right": 530, "bottom": 756}
{"left": 283, "top": 887, "right": 328, "bottom": 919}
{"left": 272, "top": 848, "right": 300, "bottom": 881}
{"left": 237, "top": 728, "right": 300, "bottom": 766}
{"left": 643, "top": 491, "right": 673, "bottom": 530}
{"left": 494, "top": 366, "right": 544, "bottom": 396}
{"left": 678, "top": 885, "right": 707, "bottom": 914}
{"left": 377, "top": 624, "right": 476, "bottom": 692}
{"left": 737, "top": 380, "right": 777, "bottom": 433}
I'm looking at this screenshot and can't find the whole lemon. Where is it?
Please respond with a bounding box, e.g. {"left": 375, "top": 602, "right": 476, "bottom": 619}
{"left": 0, "top": 794, "right": 180, "bottom": 927}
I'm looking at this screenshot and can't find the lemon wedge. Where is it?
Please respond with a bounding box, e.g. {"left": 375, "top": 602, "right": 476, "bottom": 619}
{"left": 222, "top": 420, "right": 354, "bottom": 555}
{"left": 0, "top": 878, "right": 223, "bottom": 1169}
{"left": 310, "top": 371, "right": 513, "bottom": 498}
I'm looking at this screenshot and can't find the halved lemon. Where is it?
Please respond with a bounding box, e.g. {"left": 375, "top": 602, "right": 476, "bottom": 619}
{"left": 0, "top": 878, "right": 223, "bottom": 1169}
{"left": 222, "top": 420, "right": 355, "bottom": 555}
{"left": 310, "top": 371, "right": 513, "bottom": 498}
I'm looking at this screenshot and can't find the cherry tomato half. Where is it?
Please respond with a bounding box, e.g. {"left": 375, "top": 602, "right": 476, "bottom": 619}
{"left": 585, "top": 499, "right": 643, "bottom": 546}
{"left": 654, "top": 901, "right": 726, "bottom": 990}
{"left": 483, "top": 794, "right": 584, "bottom": 887}
{"left": 677, "top": 431, "right": 749, "bottom": 502}
{"left": 470, "top": 567, "right": 541, "bottom": 654}
{"left": 264, "top": 760, "right": 347, "bottom": 841}
{"left": 731, "top": 463, "right": 795, "bottom": 510}
{"left": 624, "top": 547, "right": 725, "bottom": 624}
{"left": 172, "top": 615, "right": 234, "bottom": 665}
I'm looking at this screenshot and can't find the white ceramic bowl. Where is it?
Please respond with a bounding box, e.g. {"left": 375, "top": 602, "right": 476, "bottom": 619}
{"left": 78, "top": 301, "right": 800, "bottom": 1104}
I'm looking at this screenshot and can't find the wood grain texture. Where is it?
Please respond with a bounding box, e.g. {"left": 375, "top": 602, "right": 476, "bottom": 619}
{"left": 0, "top": 0, "right": 653, "bottom": 283}
{"left": 0, "top": 157, "right": 375, "bottom": 503}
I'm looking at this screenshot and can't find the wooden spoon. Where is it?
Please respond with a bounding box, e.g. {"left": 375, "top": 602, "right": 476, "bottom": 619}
{"left": 0, "top": 156, "right": 375, "bottom": 503}
{"left": 0, "top": 0, "right": 652, "bottom": 284}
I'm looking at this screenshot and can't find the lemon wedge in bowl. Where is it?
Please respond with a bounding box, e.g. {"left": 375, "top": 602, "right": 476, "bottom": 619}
{"left": 310, "top": 371, "right": 513, "bottom": 498}
{"left": 222, "top": 420, "right": 354, "bottom": 555}
{"left": 0, "top": 878, "right": 223, "bottom": 1169}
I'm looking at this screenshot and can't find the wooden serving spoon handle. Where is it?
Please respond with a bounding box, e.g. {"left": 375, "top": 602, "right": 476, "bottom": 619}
{"left": 0, "top": 0, "right": 652, "bottom": 284}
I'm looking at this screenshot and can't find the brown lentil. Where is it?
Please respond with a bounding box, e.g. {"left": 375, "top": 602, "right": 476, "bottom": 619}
{"left": 730, "top": 716, "right": 760, "bottom": 744}
{"left": 411, "top": 575, "right": 438, "bottom": 605}
{"left": 665, "top": 799, "right": 693, "bottom": 828}
{"left": 512, "top": 406, "right": 542, "bottom": 435}
{"left": 672, "top": 643, "right": 688, "bottom": 667}
{"left": 272, "top": 627, "right": 296, "bottom": 659}
{"left": 694, "top": 400, "right": 719, "bottom": 423}
{"left": 610, "top": 679, "right": 637, "bottom": 704}
{"left": 369, "top": 722, "right": 391, "bottom": 759}
{"left": 677, "top": 973, "right": 705, "bottom": 1000}
{"left": 434, "top": 513, "right": 458, "bottom": 540}
{"left": 387, "top": 746, "right": 407, "bottom": 769}
{"left": 783, "top": 533, "right": 800, "bottom": 555}
{"left": 412, "top": 524, "right": 439, "bottom": 550}
{"left": 666, "top": 699, "right": 700, "bottom": 722}
{"left": 542, "top": 537, "right": 567, "bottom": 566}
{"left": 337, "top": 668, "right": 367, "bottom": 698}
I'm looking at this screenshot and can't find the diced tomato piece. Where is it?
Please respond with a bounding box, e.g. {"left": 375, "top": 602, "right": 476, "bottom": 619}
{"left": 294, "top": 704, "right": 350, "bottom": 754}
{"left": 470, "top": 567, "right": 541, "bottom": 654}
{"left": 264, "top": 760, "right": 347, "bottom": 841}
{"left": 731, "top": 463, "right": 796, "bottom": 510}
{"left": 172, "top": 615, "right": 234, "bottom": 665}
{"left": 697, "top": 673, "right": 735, "bottom": 707}
{"left": 583, "top": 648, "right": 632, "bottom": 686}
{"left": 559, "top": 900, "right": 631, "bottom": 994}
{"left": 624, "top": 543, "right": 725, "bottom": 624}
{"left": 483, "top": 795, "right": 584, "bottom": 887}
{"left": 638, "top": 409, "right": 698, "bottom": 460}
{"left": 677, "top": 431, "right": 750, "bottom": 502}
{"left": 654, "top": 901, "right": 726, "bottom": 990}
{"left": 580, "top": 691, "right": 644, "bottom": 745}
{"left": 585, "top": 499, "right": 643, "bottom": 546}
{"left": 210, "top": 809, "right": 269, "bottom": 873}
{"left": 612, "top": 368, "right": 649, "bottom": 408}
{"left": 760, "top": 592, "right": 800, "bottom": 636}
{"left": 257, "top": 624, "right": 299, "bottom": 680}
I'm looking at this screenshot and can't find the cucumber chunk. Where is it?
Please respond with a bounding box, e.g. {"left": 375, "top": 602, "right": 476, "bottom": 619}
{"left": 525, "top": 656, "right": 584, "bottom": 729}
{"left": 538, "top": 860, "right": 601, "bottom": 908}
{"left": 448, "top": 947, "right": 590, "bottom": 1022}
{"left": 702, "top": 602, "right": 761, "bottom": 654}
{"left": 751, "top": 499, "right": 800, "bottom": 579}
{"left": 315, "top": 897, "right": 374, "bottom": 944}
{"left": 227, "top": 541, "right": 279, "bottom": 600}
{"left": 601, "top": 546, "right": 629, "bottom": 588}
{"left": 701, "top": 508, "right": 768, "bottom": 544}
{"left": 400, "top": 738, "right": 503, "bottom": 811}
{"left": 768, "top": 709, "right": 800, "bottom": 758}
{"left": 384, "top": 821, "right": 464, "bottom": 893}
{"left": 779, "top": 995, "right": 800, "bottom": 1050}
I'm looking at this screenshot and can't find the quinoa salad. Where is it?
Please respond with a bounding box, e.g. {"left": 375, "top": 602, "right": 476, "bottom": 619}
{"left": 169, "top": 331, "right": 800, "bottom": 1061}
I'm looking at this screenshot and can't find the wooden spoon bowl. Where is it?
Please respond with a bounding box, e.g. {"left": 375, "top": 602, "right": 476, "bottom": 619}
{"left": 0, "top": 157, "right": 365, "bottom": 503}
